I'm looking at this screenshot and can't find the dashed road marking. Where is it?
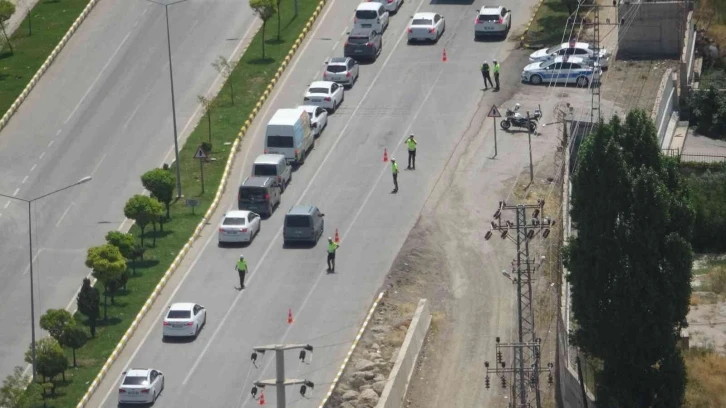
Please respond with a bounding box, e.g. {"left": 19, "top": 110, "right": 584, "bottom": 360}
{"left": 30, "top": 164, "right": 36, "bottom": 172}
{"left": 12, "top": 188, "right": 19, "bottom": 197}
{"left": 56, "top": 203, "right": 74, "bottom": 227}
{"left": 21, "top": 176, "right": 28, "bottom": 184}
{"left": 39, "top": 152, "right": 45, "bottom": 160}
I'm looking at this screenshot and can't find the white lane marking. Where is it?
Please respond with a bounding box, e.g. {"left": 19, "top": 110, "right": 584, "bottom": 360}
{"left": 123, "top": 101, "right": 144, "bottom": 128}
{"left": 0, "top": 213, "right": 2, "bottom": 219}
{"left": 64, "top": 31, "right": 132, "bottom": 125}
{"left": 12, "top": 188, "right": 19, "bottom": 197}
{"left": 3, "top": 201, "right": 9, "bottom": 209}
{"left": 55, "top": 130, "right": 61, "bottom": 137}
{"left": 22, "top": 249, "right": 44, "bottom": 276}
{"left": 21, "top": 176, "right": 28, "bottom": 184}
{"left": 186, "top": 0, "right": 427, "bottom": 388}
{"left": 91, "top": 153, "right": 108, "bottom": 176}
{"left": 48, "top": 140, "right": 54, "bottom": 147}
{"left": 340, "top": 26, "right": 348, "bottom": 36}
{"left": 55, "top": 203, "right": 74, "bottom": 227}
{"left": 332, "top": 39, "right": 340, "bottom": 49}
{"left": 30, "top": 164, "right": 37, "bottom": 172}
{"left": 141, "top": 7, "right": 149, "bottom": 16}
{"left": 39, "top": 152, "right": 45, "bottom": 160}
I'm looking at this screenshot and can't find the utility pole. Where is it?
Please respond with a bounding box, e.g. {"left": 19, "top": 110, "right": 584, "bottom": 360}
{"left": 527, "top": 111, "right": 534, "bottom": 184}
{"left": 250, "top": 344, "right": 315, "bottom": 407}
{"left": 485, "top": 337, "right": 554, "bottom": 407}
{"left": 484, "top": 200, "right": 556, "bottom": 407}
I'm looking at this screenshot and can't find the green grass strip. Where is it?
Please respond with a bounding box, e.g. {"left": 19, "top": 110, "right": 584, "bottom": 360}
{"left": 25, "top": 1, "right": 322, "bottom": 406}
{"left": 524, "top": 0, "right": 579, "bottom": 47}
{"left": 0, "top": 0, "right": 92, "bottom": 117}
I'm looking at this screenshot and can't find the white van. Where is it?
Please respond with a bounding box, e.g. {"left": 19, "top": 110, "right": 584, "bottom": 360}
{"left": 252, "top": 154, "right": 292, "bottom": 192}
{"left": 264, "top": 108, "right": 314, "bottom": 166}
{"left": 354, "top": 2, "right": 389, "bottom": 33}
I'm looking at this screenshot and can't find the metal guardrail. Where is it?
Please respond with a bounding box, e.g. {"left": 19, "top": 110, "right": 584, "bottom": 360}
{"left": 680, "top": 153, "right": 726, "bottom": 163}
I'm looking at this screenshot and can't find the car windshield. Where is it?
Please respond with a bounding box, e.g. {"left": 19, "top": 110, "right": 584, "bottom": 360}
{"left": 478, "top": 14, "right": 500, "bottom": 22}
{"left": 167, "top": 310, "right": 191, "bottom": 319}
{"left": 545, "top": 45, "right": 563, "bottom": 54}
{"left": 285, "top": 215, "right": 311, "bottom": 227}
{"left": 326, "top": 65, "right": 347, "bottom": 73}
{"left": 240, "top": 187, "right": 267, "bottom": 200}
{"left": 348, "top": 36, "right": 369, "bottom": 44}
{"left": 123, "top": 376, "right": 148, "bottom": 386}
{"left": 412, "top": 18, "right": 432, "bottom": 25}
{"left": 223, "top": 217, "right": 246, "bottom": 226}
{"left": 356, "top": 10, "right": 377, "bottom": 19}
{"left": 254, "top": 164, "right": 278, "bottom": 176}
{"left": 267, "top": 136, "right": 294, "bottom": 148}
{"left": 308, "top": 87, "right": 329, "bottom": 94}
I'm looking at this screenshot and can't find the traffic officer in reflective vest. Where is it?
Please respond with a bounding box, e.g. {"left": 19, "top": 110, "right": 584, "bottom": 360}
{"left": 405, "top": 134, "right": 417, "bottom": 170}
{"left": 235, "top": 255, "right": 247, "bottom": 290}
{"left": 391, "top": 159, "right": 399, "bottom": 193}
{"left": 493, "top": 59, "right": 501, "bottom": 91}
{"left": 327, "top": 238, "right": 339, "bottom": 272}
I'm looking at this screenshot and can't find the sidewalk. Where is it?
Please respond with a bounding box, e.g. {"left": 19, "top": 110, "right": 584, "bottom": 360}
{"left": 4, "top": 0, "right": 41, "bottom": 40}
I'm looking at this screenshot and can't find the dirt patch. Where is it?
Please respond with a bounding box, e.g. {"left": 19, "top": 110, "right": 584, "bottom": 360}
{"left": 600, "top": 59, "right": 680, "bottom": 118}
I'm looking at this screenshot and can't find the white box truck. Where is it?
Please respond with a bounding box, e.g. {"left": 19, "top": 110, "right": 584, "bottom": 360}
{"left": 264, "top": 108, "right": 314, "bottom": 166}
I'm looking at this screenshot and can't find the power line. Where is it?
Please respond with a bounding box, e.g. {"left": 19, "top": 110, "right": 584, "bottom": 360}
{"left": 249, "top": 344, "right": 316, "bottom": 407}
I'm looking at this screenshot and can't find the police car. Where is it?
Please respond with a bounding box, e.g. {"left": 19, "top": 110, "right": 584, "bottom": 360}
{"left": 521, "top": 56, "right": 601, "bottom": 87}
{"left": 529, "top": 41, "right": 609, "bottom": 68}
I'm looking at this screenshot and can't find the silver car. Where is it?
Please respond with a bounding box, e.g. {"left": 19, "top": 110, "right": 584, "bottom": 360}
{"left": 322, "top": 57, "right": 359, "bottom": 87}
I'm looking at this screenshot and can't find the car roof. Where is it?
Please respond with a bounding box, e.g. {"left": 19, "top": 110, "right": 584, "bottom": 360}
{"left": 309, "top": 81, "right": 334, "bottom": 89}
{"left": 550, "top": 56, "right": 587, "bottom": 64}
{"left": 224, "top": 210, "right": 251, "bottom": 218}
{"left": 479, "top": 5, "right": 503, "bottom": 12}
{"left": 254, "top": 154, "right": 286, "bottom": 164}
{"left": 169, "top": 302, "right": 196, "bottom": 311}
{"left": 328, "top": 57, "right": 349, "bottom": 64}
{"left": 349, "top": 27, "right": 374, "bottom": 36}
{"left": 241, "top": 176, "right": 274, "bottom": 187}
{"left": 552, "top": 42, "right": 590, "bottom": 49}
{"left": 298, "top": 105, "right": 320, "bottom": 113}
{"left": 357, "top": 2, "right": 381, "bottom": 10}
{"left": 287, "top": 205, "right": 316, "bottom": 215}
{"left": 126, "top": 369, "right": 151, "bottom": 377}
{"left": 412, "top": 12, "right": 437, "bottom": 19}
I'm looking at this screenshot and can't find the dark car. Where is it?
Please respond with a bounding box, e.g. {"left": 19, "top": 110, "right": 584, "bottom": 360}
{"left": 344, "top": 27, "right": 382, "bottom": 61}
{"left": 238, "top": 176, "right": 282, "bottom": 217}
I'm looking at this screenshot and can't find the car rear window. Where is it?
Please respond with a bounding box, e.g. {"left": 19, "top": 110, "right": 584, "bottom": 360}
{"left": 348, "top": 36, "right": 369, "bottom": 44}
{"left": 223, "top": 217, "right": 246, "bottom": 226}
{"left": 167, "top": 310, "right": 191, "bottom": 319}
{"left": 240, "top": 187, "right": 267, "bottom": 200}
{"left": 478, "top": 14, "right": 500, "bottom": 22}
{"left": 412, "top": 19, "right": 432, "bottom": 25}
{"left": 326, "top": 65, "right": 347, "bottom": 73}
{"left": 308, "top": 87, "right": 329, "bottom": 94}
{"left": 267, "top": 136, "right": 294, "bottom": 148}
{"left": 285, "top": 215, "right": 311, "bottom": 228}
{"left": 123, "top": 376, "right": 148, "bottom": 385}
{"left": 254, "top": 164, "right": 278, "bottom": 176}
{"left": 356, "top": 10, "right": 377, "bottom": 19}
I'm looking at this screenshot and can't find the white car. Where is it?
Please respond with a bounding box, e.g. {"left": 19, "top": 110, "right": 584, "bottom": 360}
{"left": 218, "top": 210, "right": 261, "bottom": 244}
{"left": 369, "top": 0, "right": 402, "bottom": 13}
{"left": 474, "top": 6, "right": 511, "bottom": 39}
{"left": 162, "top": 302, "right": 207, "bottom": 339}
{"left": 304, "top": 81, "right": 344, "bottom": 113}
{"left": 118, "top": 368, "right": 165, "bottom": 405}
{"left": 322, "top": 57, "right": 359, "bottom": 87}
{"left": 407, "top": 12, "right": 445, "bottom": 43}
{"left": 529, "top": 42, "right": 610, "bottom": 68}
{"left": 299, "top": 105, "right": 328, "bottom": 137}
{"left": 521, "top": 56, "right": 601, "bottom": 87}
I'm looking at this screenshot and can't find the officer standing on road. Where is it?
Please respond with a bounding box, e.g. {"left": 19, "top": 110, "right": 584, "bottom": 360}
{"left": 235, "top": 255, "right": 247, "bottom": 290}
{"left": 391, "top": 158, "right": 399, "bottom": 193}
{"left": 481, "top": 60, "right": 494, "bottom": 90}
{"left": 405, "top": 134, "right": 417, "bottom": 170}
{"left": 493, "top": 59, "right": 501, "bottom": 91}
{"left": 327, "top": 238, "right": 339, "bottom": 272}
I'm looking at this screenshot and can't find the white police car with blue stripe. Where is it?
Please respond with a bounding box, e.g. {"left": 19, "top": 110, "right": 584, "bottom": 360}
{"left": 521, "top": 56, "right": 601, "bottom": 87}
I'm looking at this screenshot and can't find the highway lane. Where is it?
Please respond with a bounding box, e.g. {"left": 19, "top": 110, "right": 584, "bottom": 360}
{"left": 93, "top": 0, "right": 539, "bottom": 406}
{"left": 0, "top": 0, "right": 259, "bottom": 377}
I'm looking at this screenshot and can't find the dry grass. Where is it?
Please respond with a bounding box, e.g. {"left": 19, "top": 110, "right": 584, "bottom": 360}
{"left": 709, "top": 267, "right": 726, "bottom": 294}
{"left": 691, "top": 294, "right": 702, "bottom": 306}
{"left": 684, "top": 347, "right": 726, "bottom": 408}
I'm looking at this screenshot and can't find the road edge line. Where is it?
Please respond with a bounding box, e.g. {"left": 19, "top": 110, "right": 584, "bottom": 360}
{"left": 0, "top": 0, "right": 102, "bottom": 133}
{"left": 318, "top": 291, "right": 386, "bottom": 408}
{"left": 74, "top": 1, "right": 329, "bottom": 406}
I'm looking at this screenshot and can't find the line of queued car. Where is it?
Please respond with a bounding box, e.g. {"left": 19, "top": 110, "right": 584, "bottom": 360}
{"left": 521, "top": 41, "right": 610, "bottom": 87}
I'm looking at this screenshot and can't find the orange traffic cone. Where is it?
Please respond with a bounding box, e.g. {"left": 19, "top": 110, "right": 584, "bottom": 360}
{"left": 288, "top": 308, "right": 294, "bottom": 324}
{"left": 442, "top": 49, "right": 447, "bottom": 62}
{"left": 383, "top": 148, "right": 389, "bottom": 162}
{"left": 335, "top": 229, "right": 340, "bottom": 243}
{"left": 259, "top": 390, "right": 266, "bottom": 405}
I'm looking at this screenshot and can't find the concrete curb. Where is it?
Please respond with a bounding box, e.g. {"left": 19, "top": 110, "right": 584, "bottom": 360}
{"left": 376, "top": 299, "right": 431, "bottom": 408}
{"left": 74, "top": 1, "right": 328, "bottom": 407}
{"left": 519, "top": 0, "right": 546, "bottom": 50}
{"left": 0, "top": 0, "right": 102, "bottom": 133}
{"left": 319, "top": 291, "right": 385, "bottom": 408}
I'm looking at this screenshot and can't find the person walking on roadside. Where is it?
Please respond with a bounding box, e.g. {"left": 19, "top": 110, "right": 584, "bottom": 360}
{"left": 235, "top": 255, "right": 248, "bottom": 290}
{"left": 391, "top": 158, "right": 399, "bottom": 193}
{"left": 327, "top": 238, "right": 339, "bottom": 272}
{"left": 405, "top": 134, "right": 417, "bottom": 170}
{"left": 481, "top": 61, "right": 494, "bottom": 90}
{"left": 493, "top": 59, "right": 501, "bottom": 91}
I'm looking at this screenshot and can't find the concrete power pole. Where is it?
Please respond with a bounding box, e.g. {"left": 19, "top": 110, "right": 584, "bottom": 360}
{"left": 483, "top": 200, "right": 556, "bottom": 407}
{"left": 250, "top": 344, "right": 315, "bottom": 407}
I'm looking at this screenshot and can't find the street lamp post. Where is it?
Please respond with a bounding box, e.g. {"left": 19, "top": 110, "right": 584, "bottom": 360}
{"left": 146, "top": 0, "right": 187, "bottom": 199}
{"left": 0, "top": 176, "right": 92, "bottom": 381}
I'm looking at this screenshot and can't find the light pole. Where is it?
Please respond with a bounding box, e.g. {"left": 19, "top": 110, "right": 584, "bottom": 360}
{"left": 146, "top": 0, "right": 187, "bottom": 199}
{"left": 0, "top": 176, "right": 92, "bottom": 381}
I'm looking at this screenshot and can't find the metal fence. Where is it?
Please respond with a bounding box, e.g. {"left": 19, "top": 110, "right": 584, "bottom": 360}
{"left": 680, "top": 153, "right": 726, "bottom": 163}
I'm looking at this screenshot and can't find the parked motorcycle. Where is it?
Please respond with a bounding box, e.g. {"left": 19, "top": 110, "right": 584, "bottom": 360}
{"left": 500, "top": 103, "right": 542, "bottom": 133}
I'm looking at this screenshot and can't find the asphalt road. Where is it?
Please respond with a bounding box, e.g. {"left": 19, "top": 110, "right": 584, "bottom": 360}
{"left": 0, "top": 0, "right": 258, "bottom": 377}
{"left": 91, "top": 0, "right": 540, "bottom": 406}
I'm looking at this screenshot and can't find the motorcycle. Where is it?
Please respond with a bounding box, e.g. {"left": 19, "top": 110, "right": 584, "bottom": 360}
{"left": 500, "top": 103, "right": 542, "bottom": 133}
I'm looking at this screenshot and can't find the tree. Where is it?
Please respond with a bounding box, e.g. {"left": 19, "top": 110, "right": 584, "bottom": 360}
{"left": 85, "top": 244, "right": 126, "bottom": 322}
{"left": 564, "top": 110, "right": 694, "bottom": 406}
{"left": 25, "top": 338, "right": 68, "bottom": 384}
{"left": 276, "top": 0, "right": 281, "bottom": 40}
{"left": 0, "top": 366, "right": 43, "bottom": 408}
{"left": 76, "top": 278, "right": 100, "bottom": 336}
{"left": 212, "top": 56, "right": 238, "bottom": 106}
{"left": 39, "top": 309, "right": 74, "bottom": 344}
{"left": 106, "top": 230, "right": 140, "bottom": 275}
{"left": 197, "top": 94, "right": 218, "bottom": 144}
{"left": 249, "top": 0, "right": 277, "bottom": 60}
{"left": 141, "top": 169, "right": 175, "bottom": 220}
{"left": 0, "top": 0, "right": 15, "bottom": 55}
{"left": 60, "top": 324, "right": 89, "bottom": 368}
{"left": 123, "top": 195, "right": 163, "bottom": 246}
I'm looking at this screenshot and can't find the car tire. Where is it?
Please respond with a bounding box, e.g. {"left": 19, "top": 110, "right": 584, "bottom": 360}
{"left": 194, "top": 325, "right": 199, "bottom": 338}
{"left": 530, "top": 74, "right": 543, "bottom": 85}
{"left": 576, "top": 76, "right": 589, "bottom": 87}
